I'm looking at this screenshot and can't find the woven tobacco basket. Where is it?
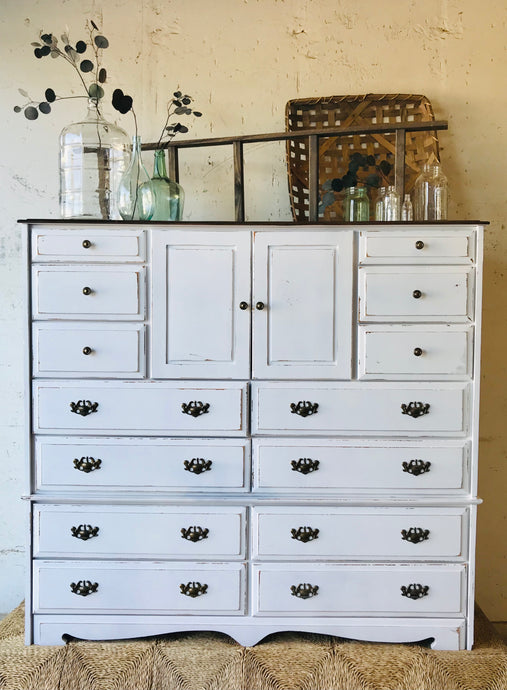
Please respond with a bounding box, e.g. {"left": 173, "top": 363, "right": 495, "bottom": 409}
{"left": 285, "top": 93, "right": 440, "bottom": 221}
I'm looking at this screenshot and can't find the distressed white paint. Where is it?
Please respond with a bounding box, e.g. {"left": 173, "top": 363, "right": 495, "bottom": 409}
{"left": 0, "top": 0, "right": 506, "bottom": 625}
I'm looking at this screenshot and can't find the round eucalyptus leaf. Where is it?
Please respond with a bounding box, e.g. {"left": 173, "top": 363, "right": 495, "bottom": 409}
{"left": 45, "top": 88, "right": 56, "bottom": 103}
{"left": 40, "top": 33, "right": 52, "bottom": 45}
{"left": 24, "top": 106, "right": 39, "bottom": 120}
{"left": 112, "top": 88, "right": 133, "bottom": 114}
{"left": 88, "top": 83, "right": 104, "bottom": 100}
{"left": 174, "top": 106, "right": 186, "bottom": 115}
{"left": 40, "top": 45, "right": 51, "bottom": 56}
{"left": 75, "top": 40, "right": 87, "bottom": 53}
{"left": 98, "top": 68, "right": 107, "bottom": 83}
{"left": 80, "top": 59, "right": 94, "bottom": 73}
{"left": 94, "top": 35, "right": 109, "bottom": 49}
{"left": 193, "top": 111, "right": 202, "bottom": 117}
{"left": 13, "top": 106, "right": 22, "bottom": 113}
{"left": 34, "top": 48, "right": 43, "bottom": 58}
{"left": 173, "top": 91, "right": 182, "bottom": 98}
{"left": 182, "top": 97, "right": 191, "bottom": 105}
{"left": 39, "top": 102, "right": 51, "bottom": 114}
{"left": 321, "top": 191, "right": 336, "bottom": 209}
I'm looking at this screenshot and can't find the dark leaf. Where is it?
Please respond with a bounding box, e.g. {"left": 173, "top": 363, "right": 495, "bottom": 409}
{"left": 174, "top": 106, "right": 187, "bottom": 114}
{"left": 24, "top": 106, "right": 39, "bottom": 120}
{"left": 165, "top": 125, "right": 175, "bottom": 132}
{"left": 331, "top": 178, "right": 343, "bottom": 192}
{"left": 321, "top": 190, "right": 336, "bottom": 209}
{"left": 173, "top": 100, "right": 182, "bottom": 107}
{"left": 45, "top": 88, "right": 56, "bottom": 102}
{"left": 39, "top": 101, "right": 51, "bottom": 114}
{"left": 367, "top": 155, "right": 375, "bottom": 166}
{"left": 350, "top": 152, "right": 362, "bottom": 162}
{"left": 50, "top": 49, "right": 59, "bottom": 58}
{"left": 379, "top": 159, "right": 392, "bottom": 175}
{"left": 342, "top": 171, "right": 357, "bottom": 188}
{"left": 40, "top": 33, "right": 52, "bottom": 44}
{"left": 13, "top": 105, "right": 22, "bottom": 113}
{"left": 94, "top": 35, "right": 109, "bottom": 49}
{"left": 88, "top": 83, "right": 104, "bottom": 100}
{"left": 182, "top": 97, "right": 191, "bottom": 105}
{"left": 349, "top": 159, "right": 360, "bottom": 174}
{"left": 98, "top": 68, "right": 107, "bottom": 83}
{"left": 173, "top": 123, "right": 183, "bottom": 132}
{"left": 178, "top": 125, "right": 188, "bottom": 133}
{"left": 321, "top": 179, "right": 333, "bottom": 191}
{"left": 34, "top": 48, "right": 43, "bottom": 58}
{"left": 31, "top": 42, "right": 41, "bottom": 47}
{"left": 75, "top": 40, "right": 87, "bottom": 53}
{"left": 193, "top": 111, "right": 202, "bottom": 117}
{"left": 80, "top": 59, "right": 94, "bottom": 72}
{"left": 112, "top": 88, "right": 133, "bottom": 114}
{"left": 91, "top": 20, "right": 99, "bottom": 30}
{"left": 173, "top": 90, "right": 182, "bottom": 98}
{"left": 365, "top": 173, "right": 380, "bottom": 187}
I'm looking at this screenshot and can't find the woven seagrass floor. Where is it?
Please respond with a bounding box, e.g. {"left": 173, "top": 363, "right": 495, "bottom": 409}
{"left": 1, "top": 604, "right": 506, "bottom": 690}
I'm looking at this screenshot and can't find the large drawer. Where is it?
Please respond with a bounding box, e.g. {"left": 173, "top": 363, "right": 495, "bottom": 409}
{"left": 252, "top": 563, "right": 465, "bottom": 616}
{"left": 33, "top": 381, "right": 248, "bottom": 436}
{"left": 358, "top": 266, "right": 474, "bottom": 322}
{"left": 253, "top": 439, "right": 469, "bottom": 494}
{"left": 33, "top": 323, "right": 145, "bottom": 378}
{"left": 251, "top": 382, "right": 469, "bottom": 436}
{"left": 33, "top": 505, "right": 246, "bottom": 559}
{"left": 31, "top": 227, "right": 146, "bottom": 263}
{"left": 33, "top": 561, "right": 245, "bottom": 614}
{"left": 35, "top": 437, "right": 250, "bottom": 492}
{"left": 252, "top": 507, "right": 467, "bottom": 560}
{"left": 358, "top": 228, "right": 476, "bottom": 264}
{"left": 32, "top": 265, "right": 145, "bottom": 320}
{"left": 357, "top": 325, "right": 473, "bottom": 380}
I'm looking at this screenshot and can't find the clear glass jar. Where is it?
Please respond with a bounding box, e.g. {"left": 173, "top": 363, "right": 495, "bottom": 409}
{"left": 59, "top": 99, "right": 131, "bottom": 219}
{"left": 401, "top": 193, "right": 413, "bottom": 221}
{"left": 117, "top": 135, "right": 155, "bottom": 221}
{"left": 413, "top": 163, "right": 448, "bottom": 221}
{"left": 375, "top": 186, "right": 386, "bottom": 221}
{"left": 343, "top": 186, "right": 370, "bottom": 222}
{"left": 384, "top": 185, "right": 400, "bottom": 221}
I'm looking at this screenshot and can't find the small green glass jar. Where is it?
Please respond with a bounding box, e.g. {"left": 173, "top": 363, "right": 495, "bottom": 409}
{"left": 343, "top": 186, "right": 370, "bottom": 222}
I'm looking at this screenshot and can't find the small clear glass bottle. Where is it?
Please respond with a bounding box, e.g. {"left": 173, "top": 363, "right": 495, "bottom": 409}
{"left": 401, "top": 194, "right": 413, "bottom": 221}
{"left": 343, "top": 186, "right": 370, "bottom": 222}
{"left": 117, "top": 135, "right": 155, "bottom": 221}
{"left": 383, "top": 185, "right": 400, "bottom": 221}
{"left": 413, "top": 162, "right": 448, "bottom": 221}
{"left": 375, "top": 186, "right": 386, "bottom": 221}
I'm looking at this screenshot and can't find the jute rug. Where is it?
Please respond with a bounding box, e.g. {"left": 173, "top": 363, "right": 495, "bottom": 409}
{"left": 0, "top": 604, "right": 506, "bottom": 690}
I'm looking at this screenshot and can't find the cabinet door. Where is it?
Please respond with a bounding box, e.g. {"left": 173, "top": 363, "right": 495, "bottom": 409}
{"left": 151, "top": 230, "right": 251, "bottom": 379}
{"left": 252, "top": 231, "right": 353, "bottom": 379}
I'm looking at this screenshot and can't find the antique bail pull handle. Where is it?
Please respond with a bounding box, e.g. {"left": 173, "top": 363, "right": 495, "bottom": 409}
{"left": 290, "top": 401, "right": 319, "bottom": 417}
{"left": 402, "top": 459, "right": 431, "bottom": 476}
{"left": 401, "top": 583, "right": 429, "bottom": 600}
{"left": 71, "top": 524, "right": 100, "bottom": 541}
{"left": 181, "top": 526, "right": 209, "bottom": 542}
{"left": 181, "top": 401, "right": 210, "bottom": 417}
{"left": 183, "top": 458, "right": 212, "bottom": 474}
{"left": 70, "top": 580, "right": 99, "bottom": 596}
{"left": 180, "top": 581, "right": 208, "bottom": 598}
{"left": 401, "top": 402, "right": 430, "bottom": 418}
{"left": 290, "top": 583, "right": 319, "bottom": 599}
{"left": 291, "top": 458, "right": 320, "bottom": 474}
{"left": 291, "top": 526, "right": 320, "bottom": 542}
{"left": 73, "top": 456, "right": 102, "bottom": 473}
{"left": 70, "top": 400, "right": 99, "bottom": 416}
{"left": 401, "top": 527, "right": 430, "bottom": 543}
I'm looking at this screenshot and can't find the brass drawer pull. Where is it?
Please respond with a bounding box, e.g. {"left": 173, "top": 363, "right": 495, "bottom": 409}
{"left": 402, "top": 459, "right": 431, "bottom": 476}
{"left": 415, "top": 240, "right": 425, "bottom": 250}
{"left": 255, "top": 301, "right": 265, "bottom": 310}
{"left": 290, "top": 583, "right": 319, "bottom": 599}
{"left": 71, "top": 524, "right": 99, "bottom": 541}
{"left": 291, "top": 458, "right": 320, "bottom": 474}
{"left": 412, "top": 289, "right": 422, "bottom": 299}
{"left": 401, "top": 527, "right": 430, "bottom": 544}
{"left": 401, "top": 583, "right": 429, "bottom": 600}
{"left": 401, "top": 402, "right": 430, "bottom": 418}
{"left": 181, "top": 401, "right": 210, "bottom": 417}
{"left": 82, "top": 239, "right": 92, "bottom": 249}
{"left": 413, "top": 347, "right": 423, "bottom": 357}
{"left": 183, "top": 458, "right": 212, "bottom": 474}
{"left": 239, "top": 301, "right": 249, "bottom": 310}
{"left": 181, "top": 526, "right": 209, "bottom": 542}
{"left": 70, "top": 580, "right": 99, "bottom": 596}
{"left": 73, "top": 456, "right": 102, "bottom": 473}
{"left": 291, "top": 526, "right": 319, "bottom": 542}
{"left": 180, "top": 581, "right": 208, "bottom": 598}
{"left": 82, "top": 346, "right": 93, "bottom": 356}
{"left": 82, "top": 286, "right": 93, "bottom": 295}
{"left": 70, "top": 400, "right": 99, "bottom": 416}
{"left": 290, "top": 401, "right": 319, "bottom": 417}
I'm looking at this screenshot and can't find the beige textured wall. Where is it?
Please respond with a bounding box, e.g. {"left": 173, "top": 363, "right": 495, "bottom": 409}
{"left": 0, "top": 0, "right": 506, "bottom": 620}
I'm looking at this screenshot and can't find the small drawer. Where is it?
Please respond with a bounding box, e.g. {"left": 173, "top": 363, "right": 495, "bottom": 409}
{"left": 33, "top": 505, "right": 246, "bottom": 559}
{"left": 252, "top": 563, "right": 465, "bottom": 616}
{"left": 359, "top": 228, "right": 475, "bottom": 264}
{"left": 33, "top": 381, "right": 248, "bottom": 436}
{"left": 32, "top": 265, "right": 145, "bottom": 320}
{"left": 33, "top": 561, "right": 245, "bottom": 614}
{"left": 31, "top": 227, "right": 146, "bottom": 262}
{"left": 253, "top": 439, "right": 469, "bottom": 494}
{"left": 252, "top": 507, "right": 467, "bottom": 560}
{"left": 358, "top": 266, "right": 474, "bottom": 322}
{"left": 33, "top": 323, "right": 145, "bottom": 378}
{"left": 35, "top": 437, "right": 250, "bottom": 492}
{"left": 251, "top": 382, "right": 469, "bottom": 436}
{"left": 358, "top": 325, "right": 473, "bottom": 380}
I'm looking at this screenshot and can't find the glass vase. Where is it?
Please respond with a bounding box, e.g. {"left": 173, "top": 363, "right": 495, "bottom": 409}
{"left": 413, "top": 162, "right": 448, "bottom": 221}
{"left": 147, "top": 149, "right": 184, "bottom": 221}
{"left": 343, "top": 186, "right": 369, "bottom": 222}
{"left": 117, "top": 136, "right": 155, "bottom": 221}
{"left": 59, "top": 99, "right": 130, "bottom": 220}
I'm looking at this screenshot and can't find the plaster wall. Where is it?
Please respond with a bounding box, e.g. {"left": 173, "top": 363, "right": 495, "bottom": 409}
{"left": 0, "top": 0, "right": 506, "bottom": 622}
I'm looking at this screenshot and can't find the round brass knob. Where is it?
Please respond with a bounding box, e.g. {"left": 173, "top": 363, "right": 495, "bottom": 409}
{"left": 82, "top": 286, "right": 92, "bottom": 296}
{"left": 256, "top": 301, "right": 265, "bottom": 310}
{"left": 82, "top": 346, "right": 93, "bottom": 356}
{"left": 239, "top": 301, "right": 249, "bottom": 310}
{"left": 413, "top": 347, "right": 423, "bottom": 357}
{"left": 412, "top": 289, "right": 422, "bottom": 299}
{"left": 415, "top": 240, "right": 424, "bottom": 250}
{"left": 82, "top": 239, "right": 92, "bottom": 249}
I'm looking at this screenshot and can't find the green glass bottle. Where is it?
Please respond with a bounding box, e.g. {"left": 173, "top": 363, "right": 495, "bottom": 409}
{"left": 149, "top": 150, "right": 185, "bottom": 221}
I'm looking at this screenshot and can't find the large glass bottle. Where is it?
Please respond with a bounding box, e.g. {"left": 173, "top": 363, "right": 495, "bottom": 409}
{"left": 59, "top": 99, "right": 130, "bottom": 219}
{"left": 413, "top": 162, "right": 448, "bottom": 221}
{"left": 117, "top": 136, "right": 155, "bottom": 221}
{"left": 148, "top": 149, "right": 184, "bottom": 221}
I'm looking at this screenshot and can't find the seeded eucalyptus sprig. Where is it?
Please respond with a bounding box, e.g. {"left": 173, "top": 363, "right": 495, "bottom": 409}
{"left": 14, "top": 20, "right": 110, "bottom": 120}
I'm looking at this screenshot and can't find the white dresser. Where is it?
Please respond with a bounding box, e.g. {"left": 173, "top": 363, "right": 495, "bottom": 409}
{"left": 24, "top": 221, "right": 483, "bottom": 650}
